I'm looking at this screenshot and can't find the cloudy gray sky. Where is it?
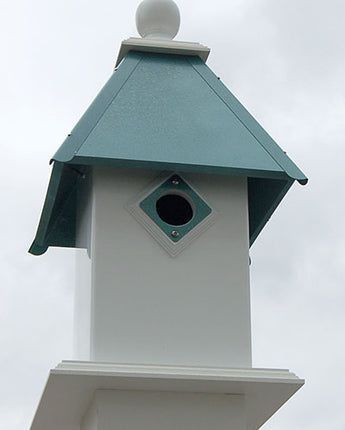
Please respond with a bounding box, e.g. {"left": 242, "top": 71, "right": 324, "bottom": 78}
{"left": 1, "top": 0, "right": 345, "bottom": 429}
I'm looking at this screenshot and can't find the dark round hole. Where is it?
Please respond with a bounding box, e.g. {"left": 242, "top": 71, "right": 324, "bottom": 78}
{"left": 156, "top": 194, "right": 193, "bottom": 226}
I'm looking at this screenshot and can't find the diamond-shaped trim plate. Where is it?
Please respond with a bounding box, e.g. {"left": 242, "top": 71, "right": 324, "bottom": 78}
{"left": 126, "top": 173, "right": 217, "bottom": 257}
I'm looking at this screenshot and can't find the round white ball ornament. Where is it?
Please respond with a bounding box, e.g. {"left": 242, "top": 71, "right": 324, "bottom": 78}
{"left": 136, "top": 0, "right": 180, "bottom": 40}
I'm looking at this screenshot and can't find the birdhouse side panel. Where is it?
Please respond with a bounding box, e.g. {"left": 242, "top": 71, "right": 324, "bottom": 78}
{"left": 74, "top": 172, "right": 93, "bottom": 360}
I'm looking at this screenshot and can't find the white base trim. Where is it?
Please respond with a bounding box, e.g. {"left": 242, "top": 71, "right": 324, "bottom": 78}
{"left": 30, "top": 361, "right": 304, "bottom": 430}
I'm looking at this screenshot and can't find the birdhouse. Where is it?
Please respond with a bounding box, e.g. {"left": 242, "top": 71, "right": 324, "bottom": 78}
{"left": 29, "top": 1, "right": 307, "bottom": 429}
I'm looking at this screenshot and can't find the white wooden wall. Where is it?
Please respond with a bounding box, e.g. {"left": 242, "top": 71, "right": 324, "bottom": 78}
{"left": 75, "top": 167, "right": 252, "bottom": 368}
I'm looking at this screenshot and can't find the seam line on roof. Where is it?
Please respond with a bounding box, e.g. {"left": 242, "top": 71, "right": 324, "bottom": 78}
{"left": 187, "top": 58, "right": 288, "bottom": 175}
{"left": 72, "top": 56, "right": 143, "bottom": 158}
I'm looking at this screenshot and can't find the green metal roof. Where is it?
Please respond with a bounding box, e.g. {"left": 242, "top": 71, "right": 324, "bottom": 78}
{"left": 30, "top": 50, "right": 307, "bottom": 255}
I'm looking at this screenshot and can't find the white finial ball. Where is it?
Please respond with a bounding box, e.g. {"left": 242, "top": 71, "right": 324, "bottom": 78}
{"left": 136, "top": 0, "right": 180, "bottom": 40}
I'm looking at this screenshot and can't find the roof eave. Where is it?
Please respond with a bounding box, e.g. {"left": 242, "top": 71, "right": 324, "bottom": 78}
{"left": 59, "top": 155, "right": 295, "bottom": 181}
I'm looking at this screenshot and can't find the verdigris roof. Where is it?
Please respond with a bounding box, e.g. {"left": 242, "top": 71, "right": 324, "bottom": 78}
{"left": 30, "top": 50, "right": 307, "bottom": 255}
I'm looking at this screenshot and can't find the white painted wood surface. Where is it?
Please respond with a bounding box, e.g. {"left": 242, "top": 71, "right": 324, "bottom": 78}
{"left": 74, "top": 172, "right": 93, "bottom": 359}
{"left": 82, "top": 390, "right": 246, "bottom": 430}
{"left": 30, "top": 361, "right": 304, "bottom": 430}
{"left": 115, "top": 37, "right": 210, "bottom": 67}
{"left": 75, "top": 167, "right": 252, "bottom": 367}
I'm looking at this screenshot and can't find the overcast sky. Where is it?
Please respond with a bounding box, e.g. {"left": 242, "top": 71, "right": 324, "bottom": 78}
{"left": 1, "top": 0, "right": 345, "bottom": 429}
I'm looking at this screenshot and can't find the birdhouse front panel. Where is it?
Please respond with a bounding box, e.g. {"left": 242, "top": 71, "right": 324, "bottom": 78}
{"left": 76, "top": 166, "right": 252, "bottom": 368}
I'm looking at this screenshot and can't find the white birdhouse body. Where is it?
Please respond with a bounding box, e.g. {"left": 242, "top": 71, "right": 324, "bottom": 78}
{"left": 29, "top": 5, "right": 307, "bottom": 428}
{"left": 74, "top": 167, "right": 252, "bottom": 368}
